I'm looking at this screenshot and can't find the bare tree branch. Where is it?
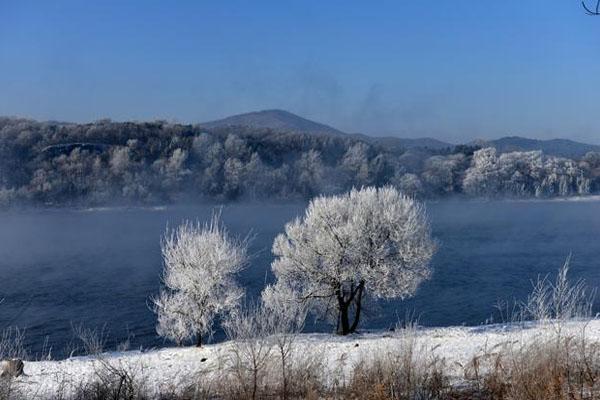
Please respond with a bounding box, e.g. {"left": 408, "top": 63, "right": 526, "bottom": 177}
{"left": 582, "top": 0, "right": 600, "bottom": 15}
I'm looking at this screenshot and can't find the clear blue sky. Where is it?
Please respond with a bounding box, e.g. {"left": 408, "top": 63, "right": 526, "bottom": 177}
{"left": 1, "top": 0, "right": 599, "bottom": 144}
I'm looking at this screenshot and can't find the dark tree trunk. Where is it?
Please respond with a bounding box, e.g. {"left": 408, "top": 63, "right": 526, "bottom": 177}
{"left": 337, "top": 295, "right": 351, "bottom": 335}
{"left": 280, "top": 350, "right": 288, "bottom": 400}
{"left": 336, "top": 280, "right": 366, "bottom": 335}
{"left": 349, "top": 281, "right": 365, "bottom": 333}
{"left": 196, "top": 333, "right": 202, "bottom": 347}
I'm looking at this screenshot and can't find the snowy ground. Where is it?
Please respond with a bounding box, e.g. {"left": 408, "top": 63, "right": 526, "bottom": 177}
{"left": 505, "top": 194, "right": 600, "bottom": 203}
{"left": 11, "top": 319, "right": 600, "bottom": 398}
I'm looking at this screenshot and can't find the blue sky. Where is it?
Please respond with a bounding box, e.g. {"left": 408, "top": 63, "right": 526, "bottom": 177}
{"left": 1, "top": 1, "right": 599, "bottom": 143}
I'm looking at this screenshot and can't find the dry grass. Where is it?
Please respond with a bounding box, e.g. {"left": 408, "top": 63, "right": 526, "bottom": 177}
{"left": 462, "top": 324, "right": 600, "bottom": 400}
{"left": 0, "top": 328, "right": 28, "bottom": 400}
{"left": 5, "top": 325, "right": 600, "bottom": 399}
{"left": 333, "top": 323, "right": 448, "bottom": 400}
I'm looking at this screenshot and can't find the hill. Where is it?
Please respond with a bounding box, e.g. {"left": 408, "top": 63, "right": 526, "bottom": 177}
{"left": 473, "top": 136, "right": 600, "bottom": 159}
{"left": 354, "top": 134, "right": 453, "bottom": 152}
{"left": 199, "top": 109, "right": 346, "bottom": 137}
{"left": 200, "top": 110, "right": 454, "bottom": 151}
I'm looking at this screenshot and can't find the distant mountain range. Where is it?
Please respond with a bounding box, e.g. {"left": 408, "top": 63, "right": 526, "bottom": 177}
{"left": 471, "top": 137, "right": 600, "bottom": 159}
{"left": 200, "top": 109, "right": 454, "bottom": 151}
{"left": 200, "top": 109, "right": 599, "bottom": 158}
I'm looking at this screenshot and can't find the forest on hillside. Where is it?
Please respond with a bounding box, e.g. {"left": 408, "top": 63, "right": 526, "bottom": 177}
{"left": 1, "top": 117, "right": 600, "bottom": 207}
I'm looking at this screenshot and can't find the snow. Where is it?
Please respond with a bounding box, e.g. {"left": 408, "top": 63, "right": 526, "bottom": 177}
{"left": 11, "top": 319, "right": 600, "bottom": 399}
{"left": 551, "top": 195, "right": 600, "bottom": 202}
{"left": 504, "top": 194, "right": 600, "bottom": 203}
{"left": 78, "top": 205, "right": 168, "bottom": 213}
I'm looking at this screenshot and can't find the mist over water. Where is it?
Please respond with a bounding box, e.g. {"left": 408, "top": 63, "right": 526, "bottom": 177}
{"left": 1, "top": 200, "right": 599, "bottom": 358}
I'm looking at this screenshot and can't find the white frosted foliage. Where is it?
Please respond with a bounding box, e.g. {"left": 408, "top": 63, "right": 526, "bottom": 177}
{"left": 268, "top": 186, "right": 435, "bottom": 334}
{"left": 153, "top": 213, "right": 248, "bottom": 345}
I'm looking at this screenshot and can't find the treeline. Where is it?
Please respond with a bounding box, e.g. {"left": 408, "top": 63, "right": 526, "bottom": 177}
{"left": 1, "top": 117, "right": 600, "bottom": 207}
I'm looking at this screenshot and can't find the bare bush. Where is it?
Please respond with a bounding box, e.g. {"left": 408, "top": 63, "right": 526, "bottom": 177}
{"left": 223, "top": 304, "right": 276, "bottom": 400}
{"left": 71, "top": 360, "right": 150, "bottom": 400}
{"left": 261, "top": 284, "right": 308, "bottom": 399}
{"left": 0, "top": 328, "right": 27, "bottom": 361}
{"left": 522, "top": 256, "right": 596, "bottom": 336}
{"left": 71, "top": 324, "right": 109, "bottom": 356}
{"left": 344, "top": 325, "right": 450, "bottom": 400}
{"left": 465, "top": 327, "right": 600, "bottom": 399}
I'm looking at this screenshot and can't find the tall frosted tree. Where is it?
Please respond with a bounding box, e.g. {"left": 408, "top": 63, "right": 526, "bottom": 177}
{"left": 463, "top": 147, "right": 500, "bottom": 197}
{"left": 153, "top": 213, "right": 248, "bottom": 346}
{"left": 267, "top": 186, "right": 436, "bottom": 335}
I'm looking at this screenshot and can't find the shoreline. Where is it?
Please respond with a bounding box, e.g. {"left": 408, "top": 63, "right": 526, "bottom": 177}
{"left": 10, "top": 319, "right": 599, "bottom": 398}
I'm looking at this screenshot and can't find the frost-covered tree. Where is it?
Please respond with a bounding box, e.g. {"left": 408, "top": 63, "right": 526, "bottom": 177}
{"left": 536, "top": 156, "right": 587, "bottom": 197}
{"left": 463, "top": 147, "right": 500, "bottom": 196}
{"left": 295, "top": 150, "right": 325, "bottom": 197}
{"left": 268, "top": 186, "right": 435, "bottom": 335}
{"left": 2, "top": 117, "right": 599, "bottom": 206}
{"left": 224, "top": 134, "right": 249, "bottom": 159}
{"left": 153, "top": 213, "right": 248, "bottom": 346}
{"left": 0, "top": 187, "right": 16, "bottom": 208}
{"left": 496, "top": 151, "right": 543, "bottom": 197}
{"left": 109, "top": 146, "right": 131, "bottom": 175}
{"left": 393, "top": 173, "right": 424, "bottom": 198}
{"left": 223, "top": 157, "right": 245, "bottom": 198}
{"left": 421, "top": 154, "right": 466, "bottom": 196}
{"left": 341, "top": 143, "right": 371, "bottom": 186}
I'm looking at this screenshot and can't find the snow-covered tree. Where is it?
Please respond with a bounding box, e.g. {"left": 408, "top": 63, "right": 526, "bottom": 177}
{"left": 224, "top": 134, "right": 249, "bottom": 158}
{"left": 463, "top": 147, "right": 500, "bottom": 196}
{"left": 421, "top": 154, "right": 466, "bottom": 196}
{"left": 223, "top": 157, "right": 245, "bottom": 198}
{"left": 153, "top": 213, "right": 248, "bottom": 346}
{"left": 268, "top": 186, "right": 436, "bottom": 335}
{"left": 0, "top": 187, "right": 16, "bottom": 208}
{"left": 392, "top": 173, "right": 424, "bottom": 198}
{"left": 152, "top": 148, "right": 190, "bottom": 191}
{"left": 341, "top": 143, "right": 371, "bottom": 186}
{"left": 496, "top": 151, "right": 543, "bottom": 197}
{"left": 109, "top": 146, "right": 131, "bottom": 175}
{"left": 295, "top": 150, "right": 325, "bottom": 197}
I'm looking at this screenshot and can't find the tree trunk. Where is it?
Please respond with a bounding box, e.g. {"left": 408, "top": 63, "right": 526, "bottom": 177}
{"left": 349, "top": 281, "right": 365, "bottom": 333}
{"left": 252, "top": 365, "right": 258, "bottom": 400}
{"left": 281, "top": 351, "right": 288, "bottom": 400}
{"left": 336, "top": 281, "right": 365, "bottom": 335}
{"left": 337, "top": 296, "right": 351, "bottom": 335}
{"left": 196, "top": 333, "right": 202, "bottom": 347}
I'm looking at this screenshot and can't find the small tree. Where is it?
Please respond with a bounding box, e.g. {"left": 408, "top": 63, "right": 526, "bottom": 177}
{"left": 223, "top": 304, "right": 276, "bottom": 400}
{"left": 268, "top": 186, "right": 436, "bottom": 335}
{"left": 152, "top": 213, "right": 248, "bottom": 346}
{"left": 262, "top": 285, "right": 308, "bottom": 399}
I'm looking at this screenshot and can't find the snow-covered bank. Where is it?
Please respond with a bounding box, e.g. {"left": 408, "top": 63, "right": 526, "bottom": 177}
{"left": 11, "top": 319, "right": 600, "bottom": 399}
{"left": 504, "top": 194, "right": 600, "bottom": 203}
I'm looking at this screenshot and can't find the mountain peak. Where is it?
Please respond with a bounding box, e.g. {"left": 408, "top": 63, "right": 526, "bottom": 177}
{"left": 199, "top": 109, "right": 345, "bottom": 136}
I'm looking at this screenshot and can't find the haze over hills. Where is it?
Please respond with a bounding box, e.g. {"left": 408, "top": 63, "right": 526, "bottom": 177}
{"left": 199, "top": 109, "right": 599, "bottom": 157}
{"left": 354, "top": 135, "right": 454, "bottom": 152}
{"left": 1, "top": 113, "right": 599, "bottom": 207}
{"left": 199, "top": 109, "right": 454, "bottom": 151}
{"left": 472, "top": 137, "right": 600, "bottom": 159}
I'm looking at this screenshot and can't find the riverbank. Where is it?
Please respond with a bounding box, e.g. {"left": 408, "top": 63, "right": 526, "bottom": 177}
{"left": 7, "top": 319, "right": 599, "bottom": 399}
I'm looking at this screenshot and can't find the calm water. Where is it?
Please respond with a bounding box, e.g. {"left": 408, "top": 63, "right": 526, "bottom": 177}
{"left": 1, "top": 200, "right": 599, "bottom": 357}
